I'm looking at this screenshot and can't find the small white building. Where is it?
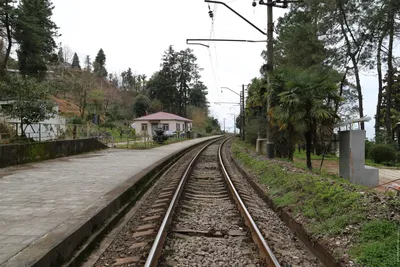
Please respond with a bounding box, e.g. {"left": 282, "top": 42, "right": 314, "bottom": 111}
{"left": 0, "top": 100, "right": 66, "bottom": 141}
{"left": 131, "top": 112, "right": 192, "bottom": 136}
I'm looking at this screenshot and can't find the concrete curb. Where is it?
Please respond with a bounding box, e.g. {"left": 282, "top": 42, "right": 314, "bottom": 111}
{"left": 2, "top": 136, "right": 220, "bottom": 267}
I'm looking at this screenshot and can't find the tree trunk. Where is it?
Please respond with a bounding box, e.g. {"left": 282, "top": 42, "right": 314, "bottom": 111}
{"left": 0, "top": 2, "right": 12, "bottom": 76}
{"left": 386, "top": 7, "right": 395, "bottom": 141}
{"left": 335, "top": 69, "right": 348, "bottom": 114}
{"left": 338, "top": 3, "right": 364, "bottom": 129}
{"left": 20, "top": 118, "right": 24, "bottom": 138}
{"left": 80, "top": 90, "right": 87, "bottom": 118}
{"left": 375, "top": 32, "right": 386, "bottom": 138}
{"left": 352, "top": 56, "right": 364, "bottom": 129}
{"left": 305, "top": 130, "right": 313, "bottom": 170}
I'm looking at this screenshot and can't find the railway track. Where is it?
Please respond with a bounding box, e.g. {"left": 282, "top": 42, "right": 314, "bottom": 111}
{"left": 89, "top": 137, "right": 322, "bottom": 267}
{"left": 153, "top": 138, "right": 277, "bottom": 267}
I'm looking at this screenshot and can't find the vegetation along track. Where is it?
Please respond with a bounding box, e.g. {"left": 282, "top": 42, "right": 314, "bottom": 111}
{"left": 88, "top": 137, "right": 323, "bottom": 266}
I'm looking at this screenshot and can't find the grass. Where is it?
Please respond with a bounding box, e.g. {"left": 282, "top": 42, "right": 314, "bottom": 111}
{"left": 232, "top": 139, "right": 399, "bottom": 265}
{"left": 351, "top": 220, "right": 399, "bottom": 266}
{"left": 294, "top": 148, "right": 400, "bottom": 169}
{"left": 293, "top": 150, "right": 338, "bottom": 161}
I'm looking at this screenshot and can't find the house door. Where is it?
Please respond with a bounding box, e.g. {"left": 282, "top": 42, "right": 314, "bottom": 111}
{"left": 151, "top": 124, "right": 158, "bottom": 135}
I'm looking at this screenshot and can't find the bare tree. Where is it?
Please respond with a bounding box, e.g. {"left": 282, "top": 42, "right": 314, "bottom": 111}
{"left": 63, "top": 45, "right": 73, "bottom": 64}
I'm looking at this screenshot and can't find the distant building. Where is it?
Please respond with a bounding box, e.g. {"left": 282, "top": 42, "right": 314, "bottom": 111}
{"left": 131, "top": 112, "right": 192, "bottom": 136}
{"left": 0, "top": 100, "right": 66, "bottom": 141}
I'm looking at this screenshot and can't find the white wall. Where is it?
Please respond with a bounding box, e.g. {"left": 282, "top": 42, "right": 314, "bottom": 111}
{"left": 7, "top": 115, "right": 66, "bottom": 141}
{"left": 0, "top": 102, "right": 67, "bottom": 141}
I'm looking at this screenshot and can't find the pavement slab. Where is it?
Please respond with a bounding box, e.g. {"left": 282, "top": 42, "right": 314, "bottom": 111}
{"left": 0, "top": 136, "right": 218, "bottom": 266}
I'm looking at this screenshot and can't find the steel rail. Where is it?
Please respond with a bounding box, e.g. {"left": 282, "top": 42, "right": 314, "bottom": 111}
{"left": 144, "top": 137, "right": 225, "bottom": 267}
{"left": 218, "top": 138, "right": 281, "bottom": 266}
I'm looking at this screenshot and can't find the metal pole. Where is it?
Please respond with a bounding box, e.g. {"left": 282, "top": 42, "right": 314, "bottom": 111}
{"left": 234, "top": 114, "right": 236, "bottom": 134}
{"left": 242, "top": 84, "right": 245, "bottom": 141}
{"left": 224, "top": 118, "right": 226, "bottom": 132}
{"left": 266, "top": 0, "right": 275, "bottom": 158}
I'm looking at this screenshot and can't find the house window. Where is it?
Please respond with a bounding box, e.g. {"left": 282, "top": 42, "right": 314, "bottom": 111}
{"left": 141, "top": 123, "right": 148, "bottom": 132}
{"left": 162, "top": 124, "right": 169, "bottom": 131}
{"left": 176, "top": 123, "right": 180, "bottom": 131}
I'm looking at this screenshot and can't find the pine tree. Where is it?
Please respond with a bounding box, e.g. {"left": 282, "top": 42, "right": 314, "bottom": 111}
{"left": 71, "top": 52, "right": 81, "bottom": 69}
{"left": 57, "top": 46, "right": 64, "bottom": 63}
{"left": 93, "top": 48, "right": 107, "bottom": 77}
{"left": 14, "top": 0, "right": 59, "bottom": 79}
{"left": 84, "top": 55, "right": 91, "bottom": 72}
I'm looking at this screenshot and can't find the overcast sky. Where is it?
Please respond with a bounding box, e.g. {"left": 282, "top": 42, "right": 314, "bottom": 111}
{"left": 52, "top": 0, "right": 398, "bottom": 139}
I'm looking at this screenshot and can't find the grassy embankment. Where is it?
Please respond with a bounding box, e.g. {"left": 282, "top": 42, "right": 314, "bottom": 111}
{"left": 232, "top": 139, "right": 399, "bottom": 266}
{"left": 293, "top": 150, "right": 392, "bottom": 169}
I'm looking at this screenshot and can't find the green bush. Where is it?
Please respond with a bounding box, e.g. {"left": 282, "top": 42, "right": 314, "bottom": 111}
{"left": 365, "top": 140, "right": 374, "bottom": 159}
{"left": 245, "top": 118, "right": 265, "bottom": 146}
{"left": 369, "top": 144, "right": 396, "bottom": 164}
{"left": 69, "top": 116, "right": 83, "bottom": 125}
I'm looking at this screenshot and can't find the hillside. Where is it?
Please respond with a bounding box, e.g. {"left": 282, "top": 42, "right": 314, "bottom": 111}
{"left": 51, "top": 96, "right": 81, "bottom": 117}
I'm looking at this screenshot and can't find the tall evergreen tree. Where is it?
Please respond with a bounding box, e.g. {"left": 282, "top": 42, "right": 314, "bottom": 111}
{"left": 71, "top": 52, "right": 81, "bottom": 69}
{"left": 84, "top": 55, "right": 91, "bottom": 72}
{"left": 146, "top": 46, "right": 208, "bottom": 117}
{"left": 57, "top": 46, "right": 64, "bottom": 63}
{"left": 93, "top": 48, "right": 107, "bottom": 77}
{"left": 14, "top": 0, "right": 59, "bottom": 79}
{"left": 121, "top": 67, "right": 135, "bottom": 91}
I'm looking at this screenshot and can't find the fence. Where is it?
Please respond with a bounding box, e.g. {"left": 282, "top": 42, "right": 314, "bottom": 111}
{"left": 0, "top": 122, "right": 117, "bottom": 144}
{"left": 0, "top": 121, "right": 194, "bottom": 148}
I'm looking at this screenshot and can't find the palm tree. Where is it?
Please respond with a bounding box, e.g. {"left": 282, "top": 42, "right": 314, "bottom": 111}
{"left": 272, "top": 67, "right": 341, "bottom": 169}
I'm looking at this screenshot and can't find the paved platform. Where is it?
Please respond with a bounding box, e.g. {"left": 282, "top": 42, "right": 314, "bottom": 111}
{"left": 0, "top": 136, "right": 218, "bottom": 266}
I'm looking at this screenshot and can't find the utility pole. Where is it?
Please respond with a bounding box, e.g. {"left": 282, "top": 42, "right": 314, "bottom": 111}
{"left": 266, "top": 0, "right": 274, "bottom": 159}
{"left": 259, "top": 0, "right": 301, "bottom": 160}
{"left": 223, "top": 118, "right": 226, "bottom": 132}
{"left": 188, "top": 0, "right": 300, "bottom": 150}
{"left": 241, "top": 84, "right": 245, "bottom": 141}
{"left": 233, "top": 114, "right": 236, "bottom": 134}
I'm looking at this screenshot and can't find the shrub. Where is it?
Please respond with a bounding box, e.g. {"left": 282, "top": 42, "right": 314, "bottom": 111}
{"left": 69, "top": 116, "right": 83, "bottom": 125}
{"left": 245, "top": 118, "right": 265, "bottom": 146}
{"left": 368, "top": 144, "right": 396, "bottom": 164}
{"left": 153, "top": 128, "right": 168, "bottom": 144}
{"left": 365, "top": 140, "right": 374, "bottom": 159}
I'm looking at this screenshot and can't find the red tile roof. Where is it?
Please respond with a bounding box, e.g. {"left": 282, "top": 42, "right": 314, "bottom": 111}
{"left": 133, "top": 112, "right": 192, "bottom": 122}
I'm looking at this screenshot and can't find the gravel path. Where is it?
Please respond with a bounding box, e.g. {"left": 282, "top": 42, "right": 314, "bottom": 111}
{"left": 159, "top": 144, "right": 262, "bottom": 267}
{"left": 223, "top": 141, "right": 324, "bottom": 267}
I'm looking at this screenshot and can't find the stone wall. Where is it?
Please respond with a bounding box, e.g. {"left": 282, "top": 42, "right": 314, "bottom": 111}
{"left": 0, "top": 139, "right": 107, "bottom": 168}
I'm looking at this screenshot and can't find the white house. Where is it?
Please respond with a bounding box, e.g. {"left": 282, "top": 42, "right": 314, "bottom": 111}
{"left": 131, "top": 112, "right": 192, "bottom": 136}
